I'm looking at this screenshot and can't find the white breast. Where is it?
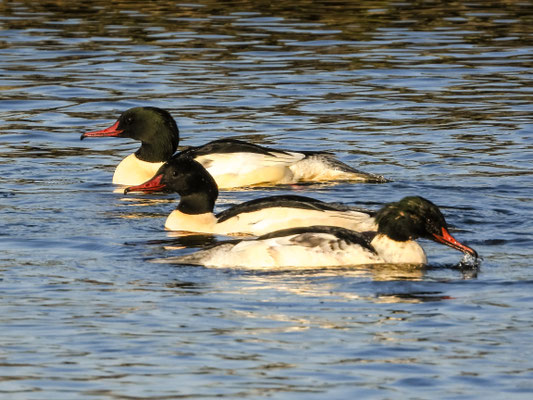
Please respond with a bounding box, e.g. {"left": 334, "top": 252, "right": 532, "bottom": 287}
{"left": 113, "top": 153, "right": 164, "bottom": 185}
{"left": 165, "top": 211, "right": 218, "bottom": 233}
{"left": 370, "top": 234, "right": 427, "bottom": 264}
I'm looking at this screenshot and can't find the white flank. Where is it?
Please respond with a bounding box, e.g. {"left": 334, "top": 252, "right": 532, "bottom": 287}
{"left": 216, "top": 207, "right": 377, "bottom": 236}
{"left": 174, "top": 232, "right": 383, "bottom": 269}
{"left": 161, "top": 231, "right": 430, "bottom": 269}
{"left": 162, "top": 207, "right": 376, "bottom": 236}
{"left": 194, "top": 151, "right": 305, "bottom": 189}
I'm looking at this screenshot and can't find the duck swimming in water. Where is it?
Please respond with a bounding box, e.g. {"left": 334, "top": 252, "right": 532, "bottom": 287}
{"left": 159, "top": 196, "right": 478, "bottom": 269}
{"left": 81, "top": 106, "right": 386, "bottom": 188}
{"left": 124, "top": 156, "right": 377, "bottom": 236}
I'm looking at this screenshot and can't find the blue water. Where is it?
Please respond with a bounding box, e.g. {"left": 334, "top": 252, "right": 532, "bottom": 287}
{"left": 1, "top": 1, "right": 532, "bottom": 398}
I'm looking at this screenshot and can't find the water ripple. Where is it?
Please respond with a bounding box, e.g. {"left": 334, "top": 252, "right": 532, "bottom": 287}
{"left": 1, "top": 0, "right": 533, "bottom": 398}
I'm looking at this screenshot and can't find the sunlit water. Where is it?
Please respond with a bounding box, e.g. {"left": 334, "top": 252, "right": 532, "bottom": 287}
{"left": 1, "top": 1, "right": 532, "bottom": 398}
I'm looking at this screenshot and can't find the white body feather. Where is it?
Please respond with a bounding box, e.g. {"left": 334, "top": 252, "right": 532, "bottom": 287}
{"left": 195, "top": 151, "right": 304, "bottom": 189}
{"left": 115, "top": 150, "right": 381, "bottom": 188}
{"left": 175, "top": 231, "right": 382, "bottom": 269}
{"left": 195, "top": 151, "right": 377, "bottom": 189}
{"left": 113, "top": 154, "right": 164, "bottom": 185}
{"left": 164, "top": 207, "right": 377, "bottom": 236}
{"left": 165, "top": 231, "right": 427, "bottom": 269}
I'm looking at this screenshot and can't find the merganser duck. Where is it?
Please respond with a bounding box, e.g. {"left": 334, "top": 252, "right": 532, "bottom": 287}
{"left": 81, "top": 106, "right": 386, "bottom": 188}
{"left": 124, "top": 156, "right": 377, "bottom": 235}
{"left": 159, "top": 197, "right": 478, "bottom": 269}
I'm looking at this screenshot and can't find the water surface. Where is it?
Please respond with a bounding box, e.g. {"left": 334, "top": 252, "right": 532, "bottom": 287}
{"left": 1, "top": 1, "right": 532, "bottom": 398}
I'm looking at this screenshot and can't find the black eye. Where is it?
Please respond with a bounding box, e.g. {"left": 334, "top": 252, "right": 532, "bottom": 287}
{"left": 125, "top": 116, "right": 133, "bottom": 125}
{"left": 172, "top": 170, "right": 178, "bottom": 177}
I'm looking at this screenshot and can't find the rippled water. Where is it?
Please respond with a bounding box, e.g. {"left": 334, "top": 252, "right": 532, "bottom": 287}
{"left": 1, "top": 1, "right": 533, "bottom": 398}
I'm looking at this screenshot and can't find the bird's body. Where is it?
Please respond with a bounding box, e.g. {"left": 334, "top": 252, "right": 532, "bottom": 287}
{"left": 82, "top": 107, "right": 386, "bottom": 188}
{"left": 124, "top": 156, "right": 377, "bottom": 236}
{"left": 172, "top": 226, "right": 427, "bottom": 269}
{"left": 159, "top": 197, "right": 478, "bottom": 269}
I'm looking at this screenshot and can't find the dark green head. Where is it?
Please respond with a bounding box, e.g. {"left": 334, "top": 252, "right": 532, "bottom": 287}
{"left": 375, "top": 196, "right": 445, "bottom": 241}
{"left": 82, "top": 106, "right": 180, "bottom": 162}
{"left": 375, "top": 196, "right": 477, "bottom": 257}
{"left": 124, "top": 155, "right": 219, "bottom": 215}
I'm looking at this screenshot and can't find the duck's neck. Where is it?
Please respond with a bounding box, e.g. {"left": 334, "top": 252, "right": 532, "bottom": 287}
{"left": 177, "top": 192, "right": 216, "bottom": 215}
{"left": 136, "top": 132, "right": 178, "bottom": 163}
{"left": 371, "top": 234, "right": 427, "bottom": 264}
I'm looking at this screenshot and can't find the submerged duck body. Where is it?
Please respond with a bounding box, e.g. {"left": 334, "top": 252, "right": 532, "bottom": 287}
{"left": 81, "top": 106, "right": 386, "bottom": 188}
{"left": 162, "top": 197, "right": 478, "bottom": 269}
{"left": 124, "top": 156, "right": 377, "bottom": 236}
{"left": 172, "top": 226, "right": 422, "bottom": 269}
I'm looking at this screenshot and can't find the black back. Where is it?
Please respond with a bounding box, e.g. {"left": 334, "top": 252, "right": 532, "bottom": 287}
{"left": 216, "top": 195, "right": 371, "bottom": 223}
{"left": 257, "top": 225, "right": 377, "bottom": 253}
{"left": 181, "top": 138, "right": 292, "bottom": 157}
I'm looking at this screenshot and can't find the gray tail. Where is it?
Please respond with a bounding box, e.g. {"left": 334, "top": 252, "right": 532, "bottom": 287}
{"left": 151, "top": 253, "right": 204, "bottom": 266}
{"left": 304, "top": 151, "right": 389, "bottom": 183}
{"left": 151, "top": 243, "right": 237, "bottom": 266}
